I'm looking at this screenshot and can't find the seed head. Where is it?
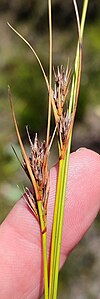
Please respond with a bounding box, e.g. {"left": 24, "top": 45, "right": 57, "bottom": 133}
{"left": 59, "top": 111, "right": 72, "bottom": 144}
{"left": 23, "top": 130, "right": 49, "bottom": 223}
{"left": 53, "top": 64, "right": 72, "bottom": 116}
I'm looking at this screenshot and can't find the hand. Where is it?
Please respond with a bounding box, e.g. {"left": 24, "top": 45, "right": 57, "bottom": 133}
{"left": 0, "top": 148, "right": 100, "bottom": 299}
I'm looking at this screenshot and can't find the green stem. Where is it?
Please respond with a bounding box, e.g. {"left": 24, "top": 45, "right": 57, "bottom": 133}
{"left": 69, "top": 0, "right": 89, "bottom": 115}
{"left": 37, "top": 201, "right": 49, "bottom": 299}
{"left": 49, "top": 159, "right": 64, "bottom": 298}
{"left": 42, "top": 232, "right": 49, "bottom": 299}
{"left": 49, "top": 1, "right": 89, "bottom": 298}
{"left": 81, "top": 0, "right": 89, "bottom": 38}
{"left": 52, "top": 147, "right": 71, "bottom": 298}
{"left": 49, "top": 144, "right": 71, "bottom": 299}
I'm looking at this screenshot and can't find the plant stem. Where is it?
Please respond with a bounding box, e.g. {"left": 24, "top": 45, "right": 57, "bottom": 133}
{"left": 49, "top": 1, "right": 89, "bottom": 298}
{"left": 81, "top": 0, "right": 89, "bottom": 38}
{"left": 46, "top": 0, "right": 53, "bottom": 146}
{"left": 49, "top": 159, "right": 64, "bottom": 298}
{"left": 50, "top": 146, "right": 71, "bottom": 299}
{"left": 49, "top": 155, "right": 69, "bottom": 298}
{"left": 9, "top": 89, "right": 49, "bottom": 299}
{"left": 37, "top": 201, "right": 49, "bottom": 299}
{"left": 7, "top": 22, "right": 49, "bottom": 91}
{"left": 69, "top": 0, "right": 89, "bottom": 115}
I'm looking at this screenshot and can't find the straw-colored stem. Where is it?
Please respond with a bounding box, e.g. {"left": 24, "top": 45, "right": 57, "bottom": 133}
{"left": 69, "top": 0, "right": 89, "bottom": 115}
{"left": 7, "top": 22, "right": 49, "bottom": 91}
{"left": 81, "top": 0, "right": 89, "bottom": 38}
{"left": 46, "top": 0, "right": 53, "bottom": 146}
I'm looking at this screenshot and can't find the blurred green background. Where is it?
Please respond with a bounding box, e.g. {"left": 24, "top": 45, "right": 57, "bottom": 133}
{"left": 0, "top": 0, "right": 100, "bottom": 298}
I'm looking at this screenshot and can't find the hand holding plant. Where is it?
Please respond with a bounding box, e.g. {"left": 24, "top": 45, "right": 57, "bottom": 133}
{"left": 0, "top": 149, "right": 100, "bottom": 298}
{"left": 1, "top": 0, "right": 99, "bottom": 298}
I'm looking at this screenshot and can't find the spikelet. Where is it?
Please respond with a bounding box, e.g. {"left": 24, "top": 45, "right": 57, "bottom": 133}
{"left": 23, "top": 131, "right": 49, "bottom": 223}
{"left": 52, "top": 64, "right": 73, "bottom": 158}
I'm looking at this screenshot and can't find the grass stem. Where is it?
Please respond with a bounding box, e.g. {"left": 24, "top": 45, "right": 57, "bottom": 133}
{"left": 37, "top": 201, "right": 49, "bottom": 299}
{"left": 46, "top": 0, "right": 53, "bottom": 146}
{"left": 49, "top": 1, "right": 89, "bottom": 298}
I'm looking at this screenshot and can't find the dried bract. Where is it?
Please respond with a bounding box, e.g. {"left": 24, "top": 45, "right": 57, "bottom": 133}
{"left": 24, "top": 187, "right": 39, "bottom": 221}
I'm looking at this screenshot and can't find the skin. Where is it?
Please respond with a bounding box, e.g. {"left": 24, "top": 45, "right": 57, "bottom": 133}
{"left": 0, "top": 148, "right": 100, "bottom": 299}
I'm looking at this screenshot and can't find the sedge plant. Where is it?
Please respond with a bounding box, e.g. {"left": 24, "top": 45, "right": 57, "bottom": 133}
{"left": 7, "top": 0, "right": 89, "bottom": 298}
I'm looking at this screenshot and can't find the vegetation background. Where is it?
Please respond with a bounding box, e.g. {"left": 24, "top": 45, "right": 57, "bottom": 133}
{"left": 0, "top": 0, "right": 100, "bottom": 298}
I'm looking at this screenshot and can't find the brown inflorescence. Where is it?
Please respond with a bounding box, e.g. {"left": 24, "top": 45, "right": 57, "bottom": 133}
{"left": 53, "top": 65, "right": 72, "bottom": 116}
{"left": 23, "top": 131, "right": 49, "bottom": 223}
{"left": 52, "top": 65, "right": 73, "bottom": 158}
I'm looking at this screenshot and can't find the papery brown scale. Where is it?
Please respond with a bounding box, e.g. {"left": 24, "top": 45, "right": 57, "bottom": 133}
{"left": 23, "top": 133, "right": 49, "bottom": 222}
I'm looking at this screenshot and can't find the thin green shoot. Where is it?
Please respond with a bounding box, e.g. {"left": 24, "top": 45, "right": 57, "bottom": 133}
{"left": 49, "top": 1, "right": 89, "bottom": 298}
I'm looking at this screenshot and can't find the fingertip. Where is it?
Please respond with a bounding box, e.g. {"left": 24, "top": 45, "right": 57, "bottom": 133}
{"left": 73, "top": 147, "right": 100, "bottom": 159}
{"left": 49, "top": 148, "right": 100, "bottom": 261}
